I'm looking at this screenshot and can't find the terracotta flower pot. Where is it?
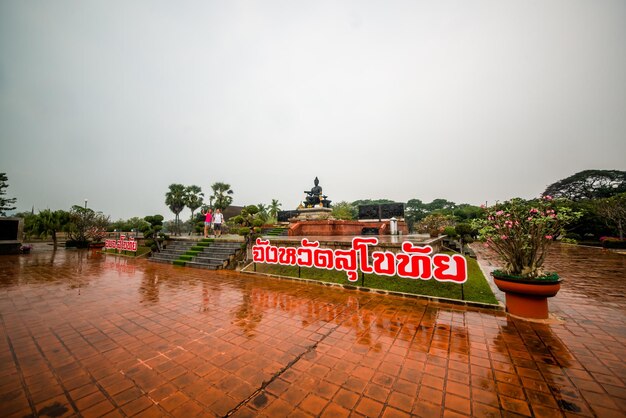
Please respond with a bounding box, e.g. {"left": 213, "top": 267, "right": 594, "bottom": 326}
{"left": 493, "top": 273, "right": 562, "bottom": 319}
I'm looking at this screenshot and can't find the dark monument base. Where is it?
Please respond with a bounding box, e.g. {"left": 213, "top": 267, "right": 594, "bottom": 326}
{"left": 0, "top": 217, "right": 23, "bottom": 255}
{"left": 0, "top": 241, "right": 22, "bottom": 255}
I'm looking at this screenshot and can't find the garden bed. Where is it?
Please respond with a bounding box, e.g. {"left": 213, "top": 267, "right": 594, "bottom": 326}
{"left": 246, "top": 253, "right": 498, "bottom": 305}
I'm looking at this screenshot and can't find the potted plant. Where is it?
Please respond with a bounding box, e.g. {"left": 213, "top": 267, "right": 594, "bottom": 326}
{"left": 473, "top": 196, "right": 581, "bottom": 319}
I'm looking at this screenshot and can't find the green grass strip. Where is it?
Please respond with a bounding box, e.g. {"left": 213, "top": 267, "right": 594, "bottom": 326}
{"left": 173, "top": 260, "right": 187, "bottom": 266}
{"left": 252, "top": 253, "right": 497, "bottom": 305}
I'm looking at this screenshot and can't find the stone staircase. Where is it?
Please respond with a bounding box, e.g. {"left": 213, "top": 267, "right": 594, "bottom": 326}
{"left": 149, "top": 239, "right": 243, "bottom": 270}
{"left": 262, "top": 226, "right": 289, "bottom": 237}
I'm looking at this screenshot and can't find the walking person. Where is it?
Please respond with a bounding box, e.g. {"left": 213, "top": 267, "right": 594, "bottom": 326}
{"left": 203, "top": 208, "right": 213, "bottom": 238}
{"left": 213, "top": 208, "right": 224, "bottom": 238}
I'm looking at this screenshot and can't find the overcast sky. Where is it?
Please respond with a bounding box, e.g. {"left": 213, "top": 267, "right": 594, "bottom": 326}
{"left": 1, "top": 1, "right": 625, "bottom": 221}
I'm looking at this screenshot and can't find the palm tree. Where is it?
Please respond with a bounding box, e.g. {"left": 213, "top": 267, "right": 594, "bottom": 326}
{"left": 31, "top": 209, "right": 69, "bottom": 248}
{"left": 165, "top": 184, "right": 186, "bottom": 235}
{"left": 269, "top": 199, "right": 282, "bottom": 220}
{"left": 257, "top": 203, "right": 269, "bottom": 222}
{"left": 211, "top": 182, "right": 234, "bottom": 211}
{"left": 184, "top": 185, "right": 204, "bottom": 235}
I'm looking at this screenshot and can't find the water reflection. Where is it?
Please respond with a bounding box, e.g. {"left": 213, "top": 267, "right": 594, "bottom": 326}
{"left": 543, "top": 244, "right": 626, "bottom": 307}
{"left": 490, "top": 318, "right": 590, "bottom": 414}
{"left": 231, "top": 284, "right": 264, "bottom": 337}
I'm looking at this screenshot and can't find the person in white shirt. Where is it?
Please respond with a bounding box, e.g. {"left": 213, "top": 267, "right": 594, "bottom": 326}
{"left": 213, "top": 209, "right": 224, "bottom": 237}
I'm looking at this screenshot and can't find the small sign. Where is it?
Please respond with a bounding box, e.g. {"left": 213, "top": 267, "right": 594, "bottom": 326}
{"left": 252, "top": 237, "right": 467, "bottom": 283}
{"left": 105, "top": 235, "right": 138, "bottom": 252}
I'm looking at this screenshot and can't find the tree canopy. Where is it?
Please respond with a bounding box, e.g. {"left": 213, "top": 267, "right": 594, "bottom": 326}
{"left": 543, "top": 170, "right": 626, "bottom": 201}
{"left": 211, "top": 182, "right": 234, "bottom": 211}
{"left": 165, "top": 184, "right": 186, "bottom": 235}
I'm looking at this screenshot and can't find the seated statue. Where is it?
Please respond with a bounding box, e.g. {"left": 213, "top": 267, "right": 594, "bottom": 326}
{"left": 303, "top": 177, "right": 331, "bottom": 208}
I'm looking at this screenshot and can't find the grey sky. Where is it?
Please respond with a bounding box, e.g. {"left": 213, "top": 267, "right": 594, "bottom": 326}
{"left": 1, "top": 1, "right": 625, "bottom": 221}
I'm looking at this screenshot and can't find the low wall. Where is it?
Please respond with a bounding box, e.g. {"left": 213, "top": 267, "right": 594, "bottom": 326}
{"left": 288, "top": 219, "right": 408, "bottom": 236}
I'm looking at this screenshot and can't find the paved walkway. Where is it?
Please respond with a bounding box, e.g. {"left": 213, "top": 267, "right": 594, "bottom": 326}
{"left": 0, "top": 243, "right": 624, "bottom": 417}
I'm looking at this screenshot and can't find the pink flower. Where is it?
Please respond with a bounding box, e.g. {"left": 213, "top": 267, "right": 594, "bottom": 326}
{"left": 496, "top": 210, "right": 504, "bottom": 216}
{"left": 545, "top": 235, "right": 553, "bottom": 240}
{"left": 543, "top": 195, "right": 553, "bottom": 201}
{"left": 500, "top": 235, "right": 508, "bottom": 240}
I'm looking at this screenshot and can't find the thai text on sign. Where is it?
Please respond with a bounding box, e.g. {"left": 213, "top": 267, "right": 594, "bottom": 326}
{"left": 105, "top": 235, "right": 138, "bottom": 252}
{"left": 252, "top": 237, "right": 467, "bottom": 283}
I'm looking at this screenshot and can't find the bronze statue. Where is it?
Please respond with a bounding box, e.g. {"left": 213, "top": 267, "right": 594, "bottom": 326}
{"left": 303, "top": 177, "right": 331, "bottom": 208}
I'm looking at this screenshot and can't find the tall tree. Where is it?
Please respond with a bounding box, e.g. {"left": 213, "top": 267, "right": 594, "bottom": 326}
{"left": 165, "top": 184, "right": 186, "bottom": 235}
{"left": 269, "top": 199, "right": 282, "bottom": 220}
{"left": 595, "top": 193, "right": 626, "bottom": 240}
{"left": 0, "top": 173, "right": 17, "bottom": 215}
{"left": 184, "top": 185, "right": 204, "bottom": 235}
{"left": 211, "top": 182, "right": 233, "bottom": 211}
{"left": 543, "top": 170, "right": 626, "bottom": 201}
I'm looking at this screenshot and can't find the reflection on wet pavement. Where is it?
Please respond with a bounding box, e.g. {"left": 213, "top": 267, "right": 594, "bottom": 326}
{"left": 0, "top": 244, "right": 624, "bottom": 417}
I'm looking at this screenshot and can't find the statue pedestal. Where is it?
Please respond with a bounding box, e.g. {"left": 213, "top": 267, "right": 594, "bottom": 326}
{"left": 291, "top": 207, "right": 333, "bottom": 221}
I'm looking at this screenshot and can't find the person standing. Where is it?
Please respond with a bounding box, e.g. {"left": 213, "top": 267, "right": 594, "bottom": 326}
{"left": 203, "top": 208, "right": 213, "bottom": 238}
{"left": 213, "top": 208, "right": 224, "bottom": 237}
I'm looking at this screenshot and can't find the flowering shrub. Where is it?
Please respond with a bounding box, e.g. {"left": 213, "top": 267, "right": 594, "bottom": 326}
{"left": 416, "top": 214, "right": 453, "bottom": 237}
{"left": 600, "top": 236, "right": 626, "bottom": 249}
{"left": 86, "top": 226, "right": 107, "bottom": 242}
{"left": 472, "top": 196, "right": 582, "bottom": 278}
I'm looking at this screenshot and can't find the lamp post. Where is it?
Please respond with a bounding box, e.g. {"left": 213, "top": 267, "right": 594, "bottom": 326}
{"left": 84, "top": 199, "right": 88, "bottom": 209}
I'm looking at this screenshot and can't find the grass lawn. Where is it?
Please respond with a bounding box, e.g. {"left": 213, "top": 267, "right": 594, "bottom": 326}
{"left": 250, "top": 252, "right": 498, "bottom": 305}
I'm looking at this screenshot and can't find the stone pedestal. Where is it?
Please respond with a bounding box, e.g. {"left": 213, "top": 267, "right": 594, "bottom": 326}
{"left": 290, "top": 207, "right": 334, "bottom": 221}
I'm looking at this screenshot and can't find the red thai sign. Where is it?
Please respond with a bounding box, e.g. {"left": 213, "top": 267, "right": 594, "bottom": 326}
{"left": 104, "top": 235, "right": 137, "bottom": 252}
{"left": 252, "top": 237, "right": 467, "bottom": 283}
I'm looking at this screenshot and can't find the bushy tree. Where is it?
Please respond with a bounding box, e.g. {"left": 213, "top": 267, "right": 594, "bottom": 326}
{"left": 332, "top": 201, "right": 357, "bottom": 220}
{"left": 142, "top": 215, "right": 165, "bottom": 252}
{"left": 211, "top": 182, "right": 233, "bottom": 211}
{"left": 110, "top": 217, "right": 149, "bottom": 232}
{"left": 351, "top": 198, "right": 396, "bottom": 206}
{"left": 230, "top": 205, "right": 264, "bottom": 247}
{"left": 543, "top": 170, "right": 626, "bottom": 201}
{"left": 415, "top": 214, "right": 453, "bottom": 237}
{"left": 66, "top": 206, "right": 110, "bottom": 247}
{"left": 595, "top": 192, "right": 626, "bottom": 240}
{"left": 165, "top": 184, "right": 186, "bottom": 235}
{"left": 29, "top": 209, "right": 70, "bottom": 248}
{"left": 0, "top": 173, "right": 17, "bottom": 215}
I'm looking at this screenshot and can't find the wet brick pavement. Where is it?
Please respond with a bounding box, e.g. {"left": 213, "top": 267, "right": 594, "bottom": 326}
{"left": 0, "top": 243, "right": 624, "bottom": 417}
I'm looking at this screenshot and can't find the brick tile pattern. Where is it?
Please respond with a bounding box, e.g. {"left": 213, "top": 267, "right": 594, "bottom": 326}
{"left": 0, "top": 244, "right": 624, "bottom": 417}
